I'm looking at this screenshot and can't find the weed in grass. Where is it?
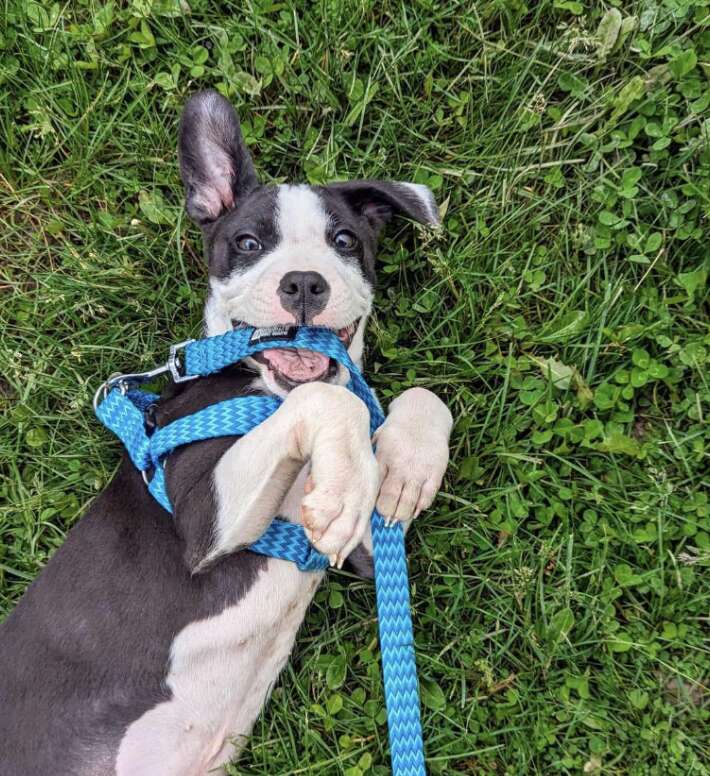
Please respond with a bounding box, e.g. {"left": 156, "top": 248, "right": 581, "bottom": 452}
{"left": 1, "top": 1, "right": 709, "bottom": 774}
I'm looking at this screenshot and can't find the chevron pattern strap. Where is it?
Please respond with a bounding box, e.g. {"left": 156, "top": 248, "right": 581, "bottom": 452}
{"left": 95, "top": 388, "right": 152, "bottom": 470}
{"left": 371, "top": 511, "right": 427, "bottom": 773}
{"left": 148, "top": 396, "right": 282, "bottom": 462}
{"left": 250, "top": 517, "right": 331, "bottom": 571}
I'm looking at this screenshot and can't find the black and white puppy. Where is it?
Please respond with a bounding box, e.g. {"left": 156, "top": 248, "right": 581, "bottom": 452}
{"left": 0, "top": 91, "right": 452, "bottom": 776}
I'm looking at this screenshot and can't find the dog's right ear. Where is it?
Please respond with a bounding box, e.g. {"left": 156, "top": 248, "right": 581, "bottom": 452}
{"left": 179, "top": 90, "right": 258, "bottom": 226}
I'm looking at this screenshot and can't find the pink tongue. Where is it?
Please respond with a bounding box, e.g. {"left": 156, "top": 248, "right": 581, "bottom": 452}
{"left": 262, "top": 348, "right": 330, "bottom": 382}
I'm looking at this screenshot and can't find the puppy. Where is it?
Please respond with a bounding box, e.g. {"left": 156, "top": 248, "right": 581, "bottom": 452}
{"left": 0, "top": 91, "right": 452, "bottom": 776}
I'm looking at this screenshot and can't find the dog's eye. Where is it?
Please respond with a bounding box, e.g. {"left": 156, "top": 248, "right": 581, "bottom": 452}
{"left": 235, "top": 235, "right": 262, "bottom": 252}
{"left": 333, "top": 230, "right": 358, "bottom": 250}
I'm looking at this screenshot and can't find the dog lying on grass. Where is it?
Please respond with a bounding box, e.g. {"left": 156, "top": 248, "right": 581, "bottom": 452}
{"left": 0, "top": 90, "right": 452, "bottom": 776}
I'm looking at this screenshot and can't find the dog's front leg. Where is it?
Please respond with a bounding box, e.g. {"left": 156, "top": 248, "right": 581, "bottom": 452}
{"left": 373, "top": 387, "right": 453, "bottom": 528}
{"left": 198, "top": 382, "right": 380, "bottom": 569}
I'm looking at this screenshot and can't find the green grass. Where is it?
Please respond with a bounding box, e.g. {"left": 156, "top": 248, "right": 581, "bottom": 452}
{"left": 1, "top": 0, "right": 709, "bottom": 773}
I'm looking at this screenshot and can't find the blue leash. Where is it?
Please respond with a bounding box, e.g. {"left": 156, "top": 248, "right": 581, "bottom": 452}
{"left": 94, "top": 325, "right": 427, "bottom": 775}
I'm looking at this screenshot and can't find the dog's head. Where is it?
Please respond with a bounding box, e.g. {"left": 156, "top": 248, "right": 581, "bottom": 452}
{"left": 179, "top": 90, "right": 439, "bottom": 397}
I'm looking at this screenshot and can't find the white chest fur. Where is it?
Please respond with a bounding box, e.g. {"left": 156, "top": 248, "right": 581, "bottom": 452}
{"left": 115, "top": 557, "right": 322, "bottom": 776}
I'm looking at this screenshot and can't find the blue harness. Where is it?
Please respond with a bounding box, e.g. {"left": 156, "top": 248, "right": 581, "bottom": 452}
{"left": 94, "top": 325, "right": 427, "bottom": 775}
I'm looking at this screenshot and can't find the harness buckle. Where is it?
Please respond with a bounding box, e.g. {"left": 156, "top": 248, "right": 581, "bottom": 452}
{"left": 167, "top": 339, "right": 198, "bottom": 383}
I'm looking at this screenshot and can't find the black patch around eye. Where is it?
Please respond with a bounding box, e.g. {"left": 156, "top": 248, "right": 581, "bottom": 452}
{"left": 314, "top": 195, "right": 375, "bottom": 285}
{"left": 206, "top": 186, "right": 280, "bottom": 278}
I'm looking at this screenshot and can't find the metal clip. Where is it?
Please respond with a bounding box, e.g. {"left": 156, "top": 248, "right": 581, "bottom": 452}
{"left": 167, "top": 339, "right": 197, "bottom": 383}
{"left": 93, "top": 339, "right": 198, "bottom": 411}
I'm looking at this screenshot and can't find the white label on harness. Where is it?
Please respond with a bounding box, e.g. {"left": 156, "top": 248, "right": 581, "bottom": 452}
{"left": 249, "top": 325, "right": 298, "bottom": 344}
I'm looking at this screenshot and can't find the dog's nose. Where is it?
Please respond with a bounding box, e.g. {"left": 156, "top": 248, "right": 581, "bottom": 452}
{"left": 278, "top": 271, "right": 330, "bottom": 322}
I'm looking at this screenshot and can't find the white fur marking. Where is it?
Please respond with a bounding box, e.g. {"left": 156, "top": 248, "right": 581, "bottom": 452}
{"left": 115, "top": 561, "right": 321, "bottom": 776}
{"left": 399, "top": 183, "right": 439, "bottom": 224}
{"left": 374, "top": 387, "right": 452, "bottom": 525}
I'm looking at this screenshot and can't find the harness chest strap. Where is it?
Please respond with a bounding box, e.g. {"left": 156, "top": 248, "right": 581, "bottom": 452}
{"left": 94, "top": 325, "right": 427, "bottom": 775}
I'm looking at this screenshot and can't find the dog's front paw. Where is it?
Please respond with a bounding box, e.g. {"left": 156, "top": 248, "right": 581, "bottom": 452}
{"left": 295, "top": 386, "right": 380, "bottom": 567}
{"left": 374, "top": 388, "right": 452, "bottom": 525}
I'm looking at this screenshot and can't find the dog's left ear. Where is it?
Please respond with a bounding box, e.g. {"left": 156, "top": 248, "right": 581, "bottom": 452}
{"left": 179, "top": 90, "right": 258, "bottom": 225}
{"left": 326, "top": 180, "right": 440, "bottom": 234}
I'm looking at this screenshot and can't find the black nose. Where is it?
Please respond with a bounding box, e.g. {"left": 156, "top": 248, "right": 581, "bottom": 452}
{"left": 278, "top": 271, "right": 331, "bottom": 322}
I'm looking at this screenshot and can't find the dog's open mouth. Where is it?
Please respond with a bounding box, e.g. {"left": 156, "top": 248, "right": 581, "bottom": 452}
{"left": 232, "top": 319, "right": 359, "bottom": 388}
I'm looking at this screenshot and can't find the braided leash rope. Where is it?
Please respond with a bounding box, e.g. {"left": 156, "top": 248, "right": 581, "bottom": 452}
{"left": 94, "top": 326, "right": 426, "bottom": 775}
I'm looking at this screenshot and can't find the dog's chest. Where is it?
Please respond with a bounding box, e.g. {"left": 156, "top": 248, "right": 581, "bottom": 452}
{"left": 115, "top": 557, "right": 322, "bottom": 775}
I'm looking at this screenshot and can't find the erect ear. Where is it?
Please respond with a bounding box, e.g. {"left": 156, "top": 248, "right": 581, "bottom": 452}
{"left": 178, "top": 90, "right": 258, "bottom": 226}
{"left": 326, "top": 180, "right": 440, "bottom": 233}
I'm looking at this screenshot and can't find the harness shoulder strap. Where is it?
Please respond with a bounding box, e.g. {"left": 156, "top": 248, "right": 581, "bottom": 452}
{"left": 149, "top": 395, "right": 282, "bottom": 462}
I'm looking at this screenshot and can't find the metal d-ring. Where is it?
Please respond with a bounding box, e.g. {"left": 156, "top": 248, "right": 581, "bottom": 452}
{"left": 92, "top": 372, "right": 130, "bottom": 412}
